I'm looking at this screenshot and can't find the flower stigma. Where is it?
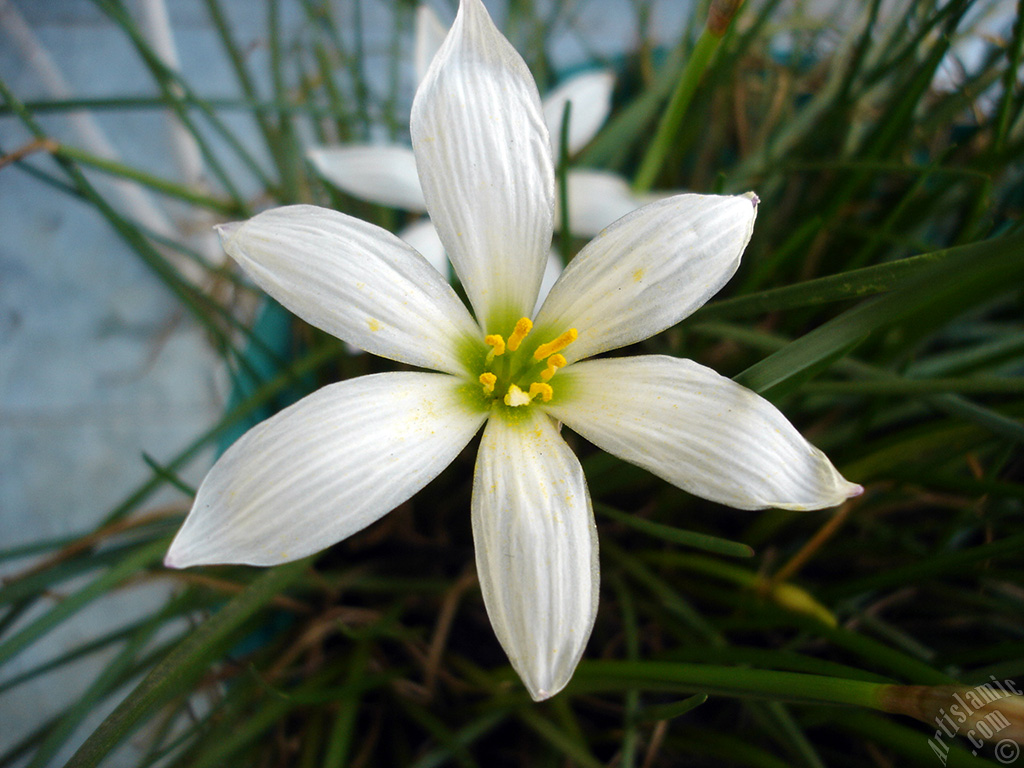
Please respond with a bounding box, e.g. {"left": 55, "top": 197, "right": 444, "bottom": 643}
{"left": 477, "top": 317, "right": 577, "bottom": 408}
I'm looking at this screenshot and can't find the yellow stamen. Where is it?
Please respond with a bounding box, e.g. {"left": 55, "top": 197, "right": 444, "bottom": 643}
{"left": 504, "top": 384, "right": 533, "bottom": 407}
{"left": 533, "top": 328, "right": 578, "bottom": 360}
{"left": 529, "top": 382, "right": 553, "bottom": 402}
{"left": 485, "top": 334, "right": 506, "bottom": 358}
{"left": 540, "top": 353, "right": 567, "bottom": 382}
{"left": 479, "top": 372, "right": 497, "bottom": 395}
{"left": 506, "top": 317, "right": 533, "bottom": 352}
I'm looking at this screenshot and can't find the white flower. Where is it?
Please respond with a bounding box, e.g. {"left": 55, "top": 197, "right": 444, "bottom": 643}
{"left": 166, "top": 0, "right": 860, "bottom": 701}
{"left": 306, "top": 4, "right": 652, "bottom": 280}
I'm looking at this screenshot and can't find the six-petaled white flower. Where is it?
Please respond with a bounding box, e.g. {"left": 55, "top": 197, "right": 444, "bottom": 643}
{"left": 166, "top": 0, "right": 861, "bottom": 701}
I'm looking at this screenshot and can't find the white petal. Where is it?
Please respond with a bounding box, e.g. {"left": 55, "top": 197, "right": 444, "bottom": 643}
{"left": 411, "top": 0, "right": 554, "bottom": 330}
{"left": 534, "top": 249, "right": 563, "bottom": 315}
{"left": 543, "top": 70, "right": 615, "bottom": 157}
{"left": 534, "top": 193, "right": 757, "bottom": 363}
{"left": 556, "top": 168, "right": 662, "bottom": 238}
{"left": 546, "top": 356, "right": 862, "bottom": 510}
{"left": 415, "top": 4, "right": 448, "bottom": 85}
{"left": 399, "top": 218, "right": 449, "bottom": 280}
{"left": 218, "top": 205, "right": 480, "bottom": 376}
{"left": 472, "top": 410, "right": 599, "bottom": 701}
{"left": 307, "top": 145, "right": 428, "bottom": 212}
{"left": 166, "top": 372, "right": 487, "bottom": 567}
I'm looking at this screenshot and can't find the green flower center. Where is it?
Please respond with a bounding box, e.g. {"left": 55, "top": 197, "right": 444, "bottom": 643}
{"left": 476, "top": 317, "right": 577, "bottom": 407}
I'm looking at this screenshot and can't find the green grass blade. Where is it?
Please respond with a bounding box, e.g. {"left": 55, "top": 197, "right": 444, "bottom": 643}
{"left": 695, "top": 249, "right": 946, "bottom": 320}
{"left": 597, "top": 503, "right": 754, "bottom": 558}
{"left": 0, "top": 540, "right": 166, "bottom": 666}
{"left": 64, "top": 558, "right": 310, "bottom": 768}
{"left": 733, "top": 229, "right": 1024, "bottom": 398}
{"left": 570, "top": 661, "right": 883, "bottom": 707}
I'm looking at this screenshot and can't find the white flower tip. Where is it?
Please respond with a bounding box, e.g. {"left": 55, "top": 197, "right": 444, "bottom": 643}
{"left": 306, "top": 146, "right": 326, "bottom": 165}
{"left": 164, "top": 523, "right": 224, "bottom": 569}
{"left": 767, "top": 459, "right": 863, "bottom": 512}
{"left": 214, "top": 221, "right": 242, "bottom": 242}
{"left": 529, "top": 687, "right": 555, "bottom": 702}
{"left": 305, "top": 147, "right": 343, "bottom": 177}
{"left": 163, "top": 546, "right": 185, "bottom": 570}
{"left": 772, "top": 482, "right": 862, "bottom": 512}
{"left": 743, "top": 190, "right": 760, "bottom": 207}
{"left": 305, "top": 147, "right": 339, "bottom": 183}
{"left": 524, "top": 671, "right": 573, "bottom": 700}
{"left": 164, "top": 533, "right": 240, "bottom": 569}
{"left": 163, "top": 532, "right": 201, "bottom": 569}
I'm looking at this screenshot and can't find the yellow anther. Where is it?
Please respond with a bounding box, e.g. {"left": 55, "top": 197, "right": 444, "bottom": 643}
{"left": 485, "top": 334, "right": 506, "bottom": 357}
{"left": 533, "top": 328, "right": 578, "bottom": 360}
{"left": 504, "top": 384, "right": 533, "bottom": 407}
{"left": 506, "top": 317, "right": 533, "bottom": 352}
{"left": 540, "top": 353, "right": 567, "bottom": 382}
{"left": 529, "top": 382, "right": 553, "bottom": 402}
{"left": 479, "top": 372, "right": 497, "bottom": 395}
